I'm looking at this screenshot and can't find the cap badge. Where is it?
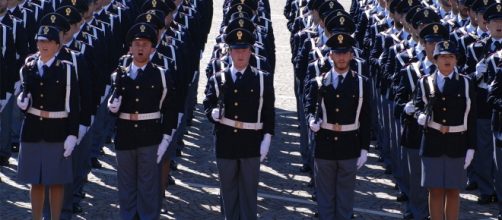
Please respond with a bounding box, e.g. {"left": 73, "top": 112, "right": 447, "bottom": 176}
{"left": 152, "top": 0, "right": 157, "bottom": 7}
{"left": 237, "top": 30, "right": 243, "bottom": 40}
{"left": 65, "top": 8, "right": 71, "bottom": 16}
{"left": 146, "top": 14, "right": 152, "bottom": 22}
{"left": 239, "top": 19, "right": 244, "bottom": 27}
{"left": 433, "top": 25, "right": 439, "bottom": 33}
{"left": 337, "top": 34, "right": 344, "bottom": 44}
{"left": 340, "top": 17, "right": 345, "bottom": 25}
{"left": 444, "top": 41, "right": 449, "bottom": 49}
{"left": 140, "top": 24, "right": 146, "bottom": 33}
{"left": 43, "top": 26, "right": 49, "bottom": 34}
{"left": 50, "top": 15, "right": 56, "bottom": 23}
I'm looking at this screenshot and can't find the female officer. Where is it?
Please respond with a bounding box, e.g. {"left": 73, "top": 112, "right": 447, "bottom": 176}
{"left": 414, "top": 40, "right": 476, "bottom": 220}
{"left": 16, "top": 24, "right": 80, "bottom": 220}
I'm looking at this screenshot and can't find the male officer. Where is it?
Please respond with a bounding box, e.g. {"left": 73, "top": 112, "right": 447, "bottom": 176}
{"left": 107, "top": 23, "right": 178, "bottom": 220}
{"left": 203, "top": 28, "right": 275, "bottom": 220}
{"left": 305, "top": 33, "right": 371, "bottom": 220}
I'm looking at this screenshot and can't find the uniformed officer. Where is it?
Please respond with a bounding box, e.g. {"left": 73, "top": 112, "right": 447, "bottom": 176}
{"left": 16, "top": 24, "right": 80, "bottom": 220}
{"left": 203, "top": 28, "right": 275, "bottom": 220}
{"left": 305, "top": 33, "right": 371, "bottom": 220}
{"left": 414, "top": 40, "right": 476, "bottom": 220}
{"left": 107, "top": 23, "right": 178, "bottom": 220}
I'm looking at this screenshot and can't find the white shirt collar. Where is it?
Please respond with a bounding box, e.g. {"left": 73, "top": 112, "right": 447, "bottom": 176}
{"left": 332, "top": 68, "right": 348, "bottom": 78}
{"left": 230, "top": 65, "right": 247, "bottom": 82}
{"left": 37, "top": 56, "right": 56, "bottom": 75}
{"left": 466, "top": 23, "right": 476, "bottom": 33}
{"left": 131, "top": 63, "right": 146, "bottom": 73}
{"left": 423, "top": 58, "right": 434, "bottom": 68}
{"left": 477, "top": 27, "right": 489, "bottom": 37}
{"left": 437, "top": 70, "right": 454, "bottom": 79}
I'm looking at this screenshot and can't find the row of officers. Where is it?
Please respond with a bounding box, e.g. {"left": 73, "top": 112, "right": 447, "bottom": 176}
{"left": 0, "top": 0, "right": 214, "bottom": 219}
{"left": 284, "top": 0, "right": 502, "bottom": 219}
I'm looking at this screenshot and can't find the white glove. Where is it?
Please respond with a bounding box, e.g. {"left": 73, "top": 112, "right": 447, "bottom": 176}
{"left": 211, "top": 108, "right": 221, "bottom": 122}
{"left": 77, "top": 125, "right": 89, "bottom": 145}
{"left": 260, "top": 134, "right": 272, "bottom": 162}
{"left": 309, "top": 118, "right": 322, "bottom": 132}
{"left": 177, "top": 113, "right": 184, "bottom": 127}
{"left": 417, "top": 113, "right": 427, "bottom": 126}
{"left": 464, "top": 149, "right": 475, "bottom": 169}
{"left": 107, "top": 96, "right": 122, "bottom": 113}
{"left": 14, "top": 81, "right": 21, "bottom": 95}
{"left": 16, "top": 93, "right": 30, "bottom": 110}
{"left": 156, "top": 134, "right": 172, "bottom": 164}
{"left": 356, "top": 149, "right": 368, "bottom": 169}
{"left": 63, "top": 135, "right": 78, "bottom": 157}
{"left": 90, "top": 115, "right": 95, "bottom": 126}
{"left": 475, "top": 62, "right": 487, "bottom": 80}
{"left": 404, "top": 101, "right": 415, "bottom": 115}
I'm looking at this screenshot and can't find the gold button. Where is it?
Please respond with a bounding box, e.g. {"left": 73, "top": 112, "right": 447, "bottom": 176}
{"left": 234, "top": 89, "right": 238, "bottom": 93}
{"left": 234, "top": 102, "right": 238, "bottom": 106}
{"left": 335, "top": 108, "right": 339, "bottom": 112}
{"left": 234, "top": 115, "right": 238, "bottom": 119}
{"left": 40, "top": 82, "right": 43, "bottom": 86}
{"left": 122, "top": 87, "right": 125, "bottom": 90}
{"left": 135, "top": 111, "right": 139, "bottom": 114}
{"left": 135, "top": 98, "right": 139, "bottom": 102}
{"left": 442, "top": 119, "right": 446, "bottom": 123}
{"left": 136, "top": 86, "right": 140, "bottom": 89}
{"left": 336, "top": 94, "right": 340, "bottom": 98}
{"left": 233, "top": 129, "right": 238, "bottom": 133}
{"left": 39, "top": 117, "right": 43, "bottom": 121}
{"left": 443, "top": 108, "right": 446, "bottom": 111}
{"left": 151, "top": 85, "right": 155, "bottom": 88}
{"left": 250, "top": 89, "right": 254, "bottom": 92}
{"left": 134, "top": 124, "right": 138, "bottom": 128}
{"left": 442, "top": 97, "right": 446, "bottom": 101}
{"left": 40, "top": 94, "right": 44, "bottom": 98}
{"left": 40, "top": 106, "right": 43, "bottom": 109}
{"left": 334, "top": 137, "right": 338, "bottom": 141}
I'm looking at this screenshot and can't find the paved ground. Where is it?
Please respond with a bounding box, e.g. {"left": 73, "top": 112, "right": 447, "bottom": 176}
{"left": 0, "top": 0, "right": 500, "bottom": 219}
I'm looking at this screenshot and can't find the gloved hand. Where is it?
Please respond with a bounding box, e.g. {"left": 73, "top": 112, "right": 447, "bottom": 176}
{"left": 404, "top": 101, "right": 415, "bottom": 115}
{"left": 107, "top": 96, "right": 122, "bottom": 113}
{"left": 475, "top": 62, "right": 487, "bottom": 80}
{"left": 14, "top": 81, "right": 21, "bottom": 95}
{"left": 309, "top": 119, "right": 322, "bottom": 132}
{"left": 77, "top": 125, "right": 89, "bottom": 145}
{"left": 63, "top": 135, "right": 78, "bottom": 157}
{"left": 211, "top": 108, "right": 221, "bottom": 122}
{"left": 417, "top": 113, "right": 427, "bottom": 126}
{"left": 17, "top": 93, "right": 30, "bottom": 110}
{"left": 357, "top": 149, "right": 368, "bottom": 169}
{"left": 464, "top": 149, "right": 475, "bottom": 169}
{"left": 156, "top": 134, "right": 172, "bottom": 164}
{"left": 260, "top": 134, "right": 272, "bottom": 162}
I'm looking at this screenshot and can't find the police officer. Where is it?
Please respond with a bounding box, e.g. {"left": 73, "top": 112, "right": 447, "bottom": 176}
{"left": 16, "top": 24, "right": 80, "bottom": 220}
{"left": 203, "top": 28, "right": 275, "bottom": 219}
{"left": 305, "top": 33, "right": 371, "bottom": 220}
{"left": 414, "top": 40, "right": 476, "bottom": 220}
{"left": 107, "top": 23, "right": 178, "bottom": 220}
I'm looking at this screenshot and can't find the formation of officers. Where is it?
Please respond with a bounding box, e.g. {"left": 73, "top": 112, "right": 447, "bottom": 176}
{"left": 285, "top": 0, "right": 502, "bottom": 219}
{"left": 0, "top": 0, "right": 214, "bottom": 219}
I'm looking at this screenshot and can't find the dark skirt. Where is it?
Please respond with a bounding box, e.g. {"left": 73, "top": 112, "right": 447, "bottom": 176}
{"left": 17, "top": 142, "right": 72, "bottom": 185}
{"left": 421, "top": 155, "right": 466, "bottom": 189}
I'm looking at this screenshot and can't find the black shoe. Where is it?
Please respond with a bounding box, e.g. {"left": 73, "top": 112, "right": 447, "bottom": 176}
{"left": 377, "top": 156, "right": 384, "bottom": 163}
{"left": 384, "top": 166, "right": 392, "bottom": 175}
{"left": 91, "top": 158, "right": 102, "bottom": 169}
{"left": 396, "top": 193, "right": 409, "bottom": 202}
{"left": 314, "top": 212, "right": 319, "bottom": 218}
{"left": 160, "top": 207, "right": 168, "bottom": 214}
{"left": 307, "top": 179, "right": 314, "bottom": 187}
{"left": 497, "top": 211, "right": 501, "bottom": 220}
{"left": 167, "top": 175, "right": 176, "bottom": 185}
{"left": 465, "top": 181, "right": 478, "bottom": 191}
{"left": 492, "top": 194, "right": 499, "bottom": 203}
{"left": 74, "top": 191, "right": 86, "bottom": 199}
{"left": 170, "top": 160, "right": 178, "bottom": 171}
{"left": 10, "top": 143, "right": 19, "bottom": 153}
{"left": 394, "top": 184, "right": 399, "bottom": 190}
{"left": 99, "top": 148, "right": 105, "bottom": 155}
{"left": 477, "top": 194, "right": 493, "bottom": 205}
{"left": 311, "top": 194, "right": 317, "bottom": 202}
{"left": 105, "top": 138, "right": 113, "bottom": 144}
{"left": 72, "top": 204, "right": 83, "bottom": 214}
{"left": 300, "top": 165, "right": 311, "bottom": 173}
{"left": 0, "top": 156, "right": 9, "bottom": 167}
{"left": 402, "top": 211, "right": 413, "bottom": 219}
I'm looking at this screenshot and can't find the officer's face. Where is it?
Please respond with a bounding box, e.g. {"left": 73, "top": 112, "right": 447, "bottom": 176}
{"left": 424, "top": 41, "right": 438, "bottom": 60}
{"left": 229, "top": 47, "right": 252, "bottom": 69}
{"left": 37, "top": 40, "right": 60, "bottom": 59}
{"left": 436, "top": 54, "right": 457, "bottom": 74}
{"left": 0, "top": 0, "right": 7, "bottom": 14}
{"left": 487, "top": 19, "right": 502, "bottom": 38}
{"left": 330, "top": 51, "right": 353, "bottom": 72}
{"left": 450, "top": 0, "right": 459, "bottom": 14}
{"left": 476, "top": 12, "right": 488, "bottom": 30}
{"left": 130, "top": 39, "right": 155, "bottom": 64}
{"left": 458, "top": 4, "right": 469, "bottom": 17}
{"left": 468, "top": 9, "right": 478, "bottom": 26}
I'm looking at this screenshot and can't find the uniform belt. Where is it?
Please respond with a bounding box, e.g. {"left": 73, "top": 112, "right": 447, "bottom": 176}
{"left": 428, "top": 121, "right": 467, "bottom": 134}
{"left": 220, "top": 117, "right": 263, "bottom": 130}
{"left": 119, "top": 112, "right": 161, "bottom": 121}
{"left": 27, "top": 108, "right": 68, "bottom": 118}
{"left": 321, "top": 122, "right": 359, "bottom": 132}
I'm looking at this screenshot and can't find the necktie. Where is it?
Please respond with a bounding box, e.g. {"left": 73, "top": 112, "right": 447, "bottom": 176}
{"left": 442, "top": 77, "right": 451, "bottom": 93}
{"left": 235, "top": 71, "right": 242, "bottom": 84}
{"left": 335, "top": 75, "right": 344, "bottom": 90}
{"left": 41, "top": 65, "right": 49, "bottom": 77}
{"left": 136, "top": 69, "right": 144, "bottom": 80}
{"left": 481, "top": 33, "right": 489, "bottom": 39}
{"left": 427, "top": 65, "right": 436, "bottom": 75}
{"left": 493, "top": 41, "right": 502, "bottom": 52}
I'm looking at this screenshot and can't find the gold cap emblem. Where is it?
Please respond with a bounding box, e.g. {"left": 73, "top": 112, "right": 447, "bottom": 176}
{"left": 424, "top": 10, "right": 429, "bottom": 17}
{"left": 433, "top": 25, "right": 439, "bottom": 33}
{"left": 484, "top": 0, "right": 488, "bottom": 5}
{"left": 152, "top": 0, "right": 157, "bottom": 7}
{"left": 71, "top": 0, "right": 76, "bottom": 5}
{"left": 50, "top": 15, "right": 56, "bottom": 23}
{"left": 237, "top": 30, "right": 243, "bottom": 40}
{"left": 340, "top": 17, "right": 345, "bottom": 25}
{"left": 240, "top": 0, "right": 245, "bottom": 3}
{"left": 146, "top": 14, "right": 152, "bottom": 22}
{"left": 43, "top": 26, "right": 49, "bottom": 34}
{"left": 329, "top": 1, "right": 334, "bottom": 8}
{"left": 497, "top": 4, "right": 502, "bottom": 12}
{"left": 444, "top": 41, "right": 449, "bottom": 49}
{"left": 408, "top": 0, "right": 413, "bottom": 6}
{"left": 337, "top": 34, "right": 344, "bottom": 44}
{"left": 65, "top": 8, "right": 71, "bottom": 16}
{"left": 140, "top": 24, "right": 146, "bottom": 33}
{"left": 238, "top": 19, "right": 244, "bottom": 27}
{"left": 237, "top": 5, "right": 243, "bottom": 11}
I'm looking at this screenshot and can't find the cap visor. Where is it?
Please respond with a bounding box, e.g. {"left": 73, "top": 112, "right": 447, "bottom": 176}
{"left": 35, "top": 36, "right": 49, "bottom": 41}
{"left": 331, "top": 47, "right": 352, "bottom": 53}
{"left": 424, "top": 36, "right": 445, "bottom": 43}
{"left": 229, "top": 43, "right": 251, "bottom": 49}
